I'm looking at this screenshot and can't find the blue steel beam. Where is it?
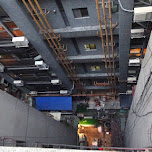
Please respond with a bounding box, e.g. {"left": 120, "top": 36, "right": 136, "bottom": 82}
{"left": 77, "top": 73, "right": 119, "bottom": 79}
{"left": 0, "top": 0, "right": 73, "bottom": 90}
{"left": 119, "top": 0, "right": 134, "bottom": 93}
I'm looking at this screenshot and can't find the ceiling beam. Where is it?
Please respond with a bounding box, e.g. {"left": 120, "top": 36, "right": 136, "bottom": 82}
{"left": 6, "top": 66, "right": 39, "bottom": 71}
{"left": 85, "top": 85, "right": 110, "bottom": 90}
{"left": 26, "top": 81, "right": 110, "bottom": 90}
{"left": 26, "top": 81, "right": 52, "bottom": 85}
{"left": 119, "top": 0, "right": 134, "bottom": 93}
{"left": 0, "top": 20, "right": 14, "bottom": 37}
{"left": 0, "top": 0, "right": 73, "bottom": 90}
{"left": 0, "top": 48, "right": 29, "bottom": 54}
{"left": 68, "top": 55, "right": 119, "bottom": 63}
{"left": 40, "top": 25, "right": 119, "bottom": 38}
{"left": 77, "top": 73, "right": 119, "bottom": 79}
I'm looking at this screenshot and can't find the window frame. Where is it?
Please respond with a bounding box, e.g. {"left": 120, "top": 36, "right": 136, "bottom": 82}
{"left": 84, "top": 44, "right": 97, "bottom": 51}
{"left": 72, "top": 8, "right": 89, "bottom": 19}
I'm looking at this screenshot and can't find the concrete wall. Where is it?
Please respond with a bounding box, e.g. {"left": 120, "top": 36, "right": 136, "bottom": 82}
{"left": 125, "top": 32, "right": 152, "bottom": 148}
{"left": 0, "top": 90, "right": 77, "bottom": 146}
{"left": 61, "top": 0, "right": 118, "bottom": 27}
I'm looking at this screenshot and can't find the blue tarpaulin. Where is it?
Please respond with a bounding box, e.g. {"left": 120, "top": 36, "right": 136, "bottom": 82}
{"left": 35, "top": 96, "right": 72, "bottom": 111}
{"left": 120, "top": 94, "right": 132, "bottom": 108}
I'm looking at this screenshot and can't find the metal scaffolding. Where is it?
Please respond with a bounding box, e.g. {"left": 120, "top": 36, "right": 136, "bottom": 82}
{"left": 95, "top": 0, "right": 116, "bottom": 94}
{"left": 22, "top": 0, "right": 86, "bottom": 93}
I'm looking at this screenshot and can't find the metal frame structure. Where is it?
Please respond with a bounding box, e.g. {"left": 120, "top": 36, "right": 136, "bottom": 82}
{"left": 95, "top": 0, "right": 116, "bottom": 94}
{"left": 22, "top": 0, "right": 85, "bottom": 93}
{"left": 0, "top": 0, "right": 149, "bottom": 99}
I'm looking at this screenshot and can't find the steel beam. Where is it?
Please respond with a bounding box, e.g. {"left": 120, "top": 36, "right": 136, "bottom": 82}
{"left": 26, "top": 81, "right": 110, "bottom": 90}
{"left": 0, "top": 0, "right": 73, "bottom": 90}
{"left": 0, "top": 44, "right": 15, "bottom": 47}
{"left": 0, "top": 73, "right": 30, "bottom": 93}
{"left": 40, "top": 25, "right": 119, "bottom": 38}
{"left": 0, "top": 48, "right": 29, "bottom": 54}
{"left": 77, "top": 73, "right": 119, "bottom": 79}
{"left": 26, "top": 81, "right": 52, "bottom": 85}
{"left": 119, "top": 0, "right": 134, "bottom": 93}
{"left": 68, "top": 55, "right": 119, "bottom": 63}
{"left": 7, "top": 66, "right": 39, "bottom": 71}
{"left": 0, "top": 21, "right": 14, "bottom": 37}
{"left": 85, "top": 86, "right": 110, "bottom": 90}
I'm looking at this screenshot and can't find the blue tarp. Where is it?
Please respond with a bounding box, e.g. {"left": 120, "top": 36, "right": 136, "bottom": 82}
{"left": 35, "top": 96, "right": 72, "bottom": 111}
{"left": 120, "top": 94, "right": 132, "bottom": 108}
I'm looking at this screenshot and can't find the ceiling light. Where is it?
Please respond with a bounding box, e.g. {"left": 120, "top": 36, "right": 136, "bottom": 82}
{"left": 106, "top": 132, "right": 110, "bottom": 135}
{"left": 51, "top": 79, "right": 60, "bottom": 84}
{"left": 60, "top": 90, "right": 68, "bottom": 94}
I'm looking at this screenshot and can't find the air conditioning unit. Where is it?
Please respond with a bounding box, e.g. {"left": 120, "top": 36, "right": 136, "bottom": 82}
{"left": 51, "top": 79, "right": 60, "bottom": 85}
{"left": 129, "top": 58, "right": 140, "bottom": 66}
{"left": 126, "top": 90, "right": 132, "bottom": 94}
{"left": 0, "top": 63, "right": 4, "bottom": 72}
{"left": 127, "top": 77, "right": 137, "bottom": 83}
{"left": 13, "top": 80, "right": 24, "bottom": 87}
{"left": 35, "top": 61, "right": 49, "bottom": 70}
{"left": 134, "top": 6, "right": 152, "bottom": 22}
{"left": 29, "top": 91, "right": 37, "bottom": 95}
{"left": 128, "top": 70, "right": 136, "bottom": 74}
{"left": 131, "top": 29, "right": 145, "bottom": 39}
{"left": 60, "top": 90, "right": 68, "bottom": 94}
{"left": 12, "top": 36, "right": 29, "bottom": 48}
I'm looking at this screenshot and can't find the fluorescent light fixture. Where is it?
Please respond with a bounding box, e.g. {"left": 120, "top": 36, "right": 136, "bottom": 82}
{"left": 127, "top": 77, "right": 137, "bottom": 82}
{"left": 60, "top": 90, "right": 68, "bottom": 94}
